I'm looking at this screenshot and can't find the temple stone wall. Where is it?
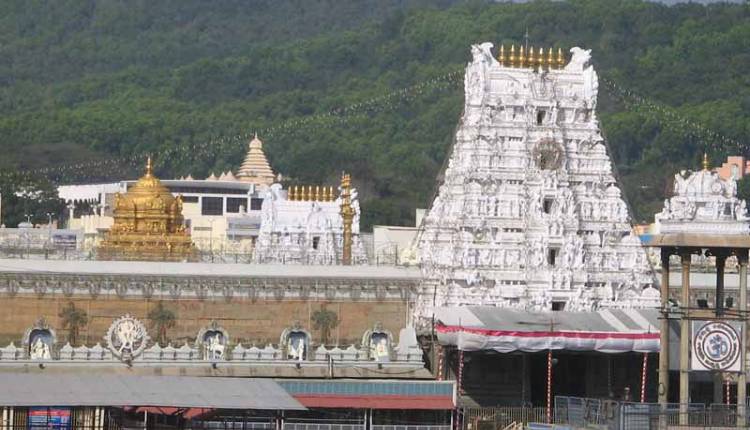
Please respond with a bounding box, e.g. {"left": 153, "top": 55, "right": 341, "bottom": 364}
{"left": 0, "top": 296, "right": 407, "bottom": 348}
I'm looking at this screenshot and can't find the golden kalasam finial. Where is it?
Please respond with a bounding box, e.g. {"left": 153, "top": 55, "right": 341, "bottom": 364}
{"left": 146, "top": 156, "right": 154, "bottom": 176}
{"left": 498, "top": 45, "right": 505, "bottom": 66}
{"left": 288, "top": 186, "right": 295, "bottom": 201}
{"left": 702, "top": 152, "right": 710, "bottom": 170}
{"left": 328, "top": 186, "right": 334, "bottom": 201}
{"left": 308, "top": 186, "right": 314, "bottom": 201}
{"left": 547, "top": 47, "right": 554, "bottom": 70}
{"left": 528, "top": 46, "right": 535, "bottom": 69}
{"left": 557, "top": 47, "right": 565, "bottom": 68}
{"left": 509, "top": 45, "right": 516, "bottom": 67}
{"left": 314, "top": 186, "right": 320, "bottom": 201}
{"left": 538, "top": 47, "right": 544, "bottom": 69}
{"left": 518, "top": 45, "right": 526, "bottom": 68}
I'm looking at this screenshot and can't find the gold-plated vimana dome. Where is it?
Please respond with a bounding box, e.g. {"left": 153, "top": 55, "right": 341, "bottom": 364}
{"left": 97, "top": 157, "right": 197, "bottom": 261}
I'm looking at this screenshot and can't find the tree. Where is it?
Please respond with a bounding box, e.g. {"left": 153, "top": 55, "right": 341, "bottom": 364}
{"left": 58, "top": 301, "right": 88, "bottom": 345}
{"left": 311, "top": 305, "right": 339, "bottom": 345}
{"left": 148, "top": 301, "right": 176, "bottom": 346}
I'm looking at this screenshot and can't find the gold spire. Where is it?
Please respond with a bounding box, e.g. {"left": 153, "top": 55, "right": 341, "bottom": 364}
{"left": 498, "top": 45, "right": 505, "bottom": 66}
{"left": 702, "top": 152, "right": 710, "bottom": 171}
{"left": 145, "top": 156, "right": 154, "bottom": 177}
{"left": 519, "top": 46, "right": 526, "bottom": 68}
{"left": 509, "top": 45, "right": 517, "bottom": 67}
{"left": 557, "top": 48, "right": 565, "bottom": 68}
{"left": 339, "top": 172, "right": 354, "bottom": 265}
{"left": 547, "top": 47, "right": 554, "bottom": 70}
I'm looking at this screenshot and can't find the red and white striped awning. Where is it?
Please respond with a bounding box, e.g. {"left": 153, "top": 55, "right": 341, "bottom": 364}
{"left": 434, "top": 307, "right": 660, "bottom": 353}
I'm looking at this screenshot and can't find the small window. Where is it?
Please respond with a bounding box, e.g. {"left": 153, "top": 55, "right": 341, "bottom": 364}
{"left": 312, "top": 236, "right": 320, "bottom": 250}
{"left": 226, "top": 197, "right": 247, "bottom": 213}
{"left": 537, "top": 110, "right": 546, "bottom": 125}
{"left": 552, "top": 301, "right": 566, "bottom": 311}
{"left": 548, "top": 248, "right": 558, "bottom": 266}
{"left": 726, "top": 297, "right": 734, "bottom": 308}
{"left": 201, "top": 197, "right": 223, "bottom": 216}
{"left": 543, "top": 198, "right": 553, "bottom": 214}
{"left": 697, "top": 299, "right": 709, "bottom": 309}
{"left": 250, "top": 198, "right": 263, "bottom": 211}
{"left": 182, "top": 196, "right": 198, "bottom": 203}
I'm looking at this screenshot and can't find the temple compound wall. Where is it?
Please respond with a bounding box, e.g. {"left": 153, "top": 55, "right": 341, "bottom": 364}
{"left": 0, "top": 259, "right": 422, "bottom": 375}
{"left": 0, "top": 296, "right": 407, "bottom": 347}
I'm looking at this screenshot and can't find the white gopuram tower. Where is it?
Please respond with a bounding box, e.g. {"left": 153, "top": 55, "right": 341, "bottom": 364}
{"left": 416, "top": 43, "right": 660, "bottom": 319}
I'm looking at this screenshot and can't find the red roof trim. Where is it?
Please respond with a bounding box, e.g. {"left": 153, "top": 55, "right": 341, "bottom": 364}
{"left": 293, "top": 395, "right": 454, "bottom": 410}
{"left": 436, "top": 323, "right": 659, "bottom": 340}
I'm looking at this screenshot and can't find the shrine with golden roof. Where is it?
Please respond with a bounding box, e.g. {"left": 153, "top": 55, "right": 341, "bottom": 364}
{"left": 97, "top": 157, "right": 197, "bottom": 261}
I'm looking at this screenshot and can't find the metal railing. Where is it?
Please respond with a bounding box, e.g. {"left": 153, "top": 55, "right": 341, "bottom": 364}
{"left": 554, "top": 395, "right": 750, "bottom": 429}
{"left": 283, "top": 424, "right": 364, "bottom": 430}
{"left": 462, "top": 407, "right": 547, "bottom": 430}
{"left": 372, "top": 426, "right": 450, "bottom": 430}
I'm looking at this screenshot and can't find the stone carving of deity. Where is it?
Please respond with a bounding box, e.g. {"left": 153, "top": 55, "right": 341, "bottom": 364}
{"left": 370, "top": 334, "right": 390, "bottom": 362}
{"left": 573, "top": 238, "right": 585, "bottom": 269}
{"left": 204, "top": 333, "right": 225, "bottom": 360}
{"left": 674, "top": 170, "right": 688, "bottom": 196}
{"left": 564, "top": 238, "right": 576, "bottom": 267}
{"left": 30, "top": 337, "right": 51, "bottom": 360}
{"left": 105, "top": 315, "right": 149, "bottom": 360}
{"left": 529, "top": 240, "right": 545, "bottom": 268}
{"left": 287, "top": 333, "right": 307, "bottom": 361}
{"left": 592, "top": 202, "right": 601, "bottom": 221}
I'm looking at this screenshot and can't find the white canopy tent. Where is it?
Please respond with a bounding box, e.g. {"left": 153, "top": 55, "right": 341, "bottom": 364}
{"left": 434, "top": 307, "right": 660, "bottom": 353}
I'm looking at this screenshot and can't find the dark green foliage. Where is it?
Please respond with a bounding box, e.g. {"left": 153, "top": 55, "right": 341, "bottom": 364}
{"left": 311, "top": 305, "right": 339, "bottom": 345}
{"left": 58, "top": 301, "right": 88, "bottom": 345}
{"left": 148, "top": 301, "right": 176, "bottom": 346}
{"left": 1, "top": 0, "right": 749, "bottom": 227}
{"left": 0, "top": 172, "right": 65, "bottom": 227}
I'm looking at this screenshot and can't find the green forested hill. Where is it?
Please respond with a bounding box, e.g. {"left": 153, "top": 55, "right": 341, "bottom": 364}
{"left": 1, "top": 0, "right": 749, "bottom": 228}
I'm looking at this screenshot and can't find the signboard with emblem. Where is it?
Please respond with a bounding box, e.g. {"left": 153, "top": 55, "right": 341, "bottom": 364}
{"left": 691, "top": 320, "right": 743, "bottom": 372}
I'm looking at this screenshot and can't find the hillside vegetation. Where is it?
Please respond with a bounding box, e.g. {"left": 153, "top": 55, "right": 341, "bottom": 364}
{"left": 1, "top": 0, "right": 749, "bottom": 228}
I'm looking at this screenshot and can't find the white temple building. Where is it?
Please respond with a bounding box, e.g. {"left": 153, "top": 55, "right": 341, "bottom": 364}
{"left": 415, "top": 43, "right": 660, "bottom": 319}
{"left": 54, "top": 135, "right": 367, "bottom": 264}
{"left": 656, "top": 154, "right": 749, "bottom": 236}
{"left": 252, "top": 183, "right": 368, "bottom": 265}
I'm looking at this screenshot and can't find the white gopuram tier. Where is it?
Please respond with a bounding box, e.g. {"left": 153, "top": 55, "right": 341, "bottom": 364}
{"left": 253, "top": 184, "right": 368, "bottom": 265}
{"left": 416, "top": 43, "right": 660, "bottom": 319}
{"left": 656, "top": 156, "right": 749, "bottom": 236}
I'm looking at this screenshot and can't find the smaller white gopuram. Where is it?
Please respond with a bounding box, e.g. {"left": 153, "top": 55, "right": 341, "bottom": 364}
{"left": 656, "top": 154, "right": 749, "bottom": 236}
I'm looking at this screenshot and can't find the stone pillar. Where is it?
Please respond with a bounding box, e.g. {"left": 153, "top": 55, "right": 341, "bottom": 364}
{"left": 1, "top": 407, "right": 14, "bottom": 430}
{"left": 0, "top": 407, "right": 15, "bottom": 430}
{"left": 679, "top": 251, "right": 691, "bottom": 426}
{"left": 658, "top": 250, "right": 671, "bottom": 410}
{"left": 716, "top": 253, "right": 726, "bottom": 316}
{"left": 738, "top": 251, "right": 748, "bottom": 426}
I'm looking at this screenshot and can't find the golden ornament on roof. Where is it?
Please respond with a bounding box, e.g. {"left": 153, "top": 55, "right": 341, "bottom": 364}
{"left": 97, "top": 157, "right": 197, "bottom": 262}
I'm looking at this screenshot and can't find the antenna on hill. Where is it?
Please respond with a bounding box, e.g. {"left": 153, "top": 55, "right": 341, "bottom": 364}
{"left": 524, "top": 27, "right": 530, "bottom": 51}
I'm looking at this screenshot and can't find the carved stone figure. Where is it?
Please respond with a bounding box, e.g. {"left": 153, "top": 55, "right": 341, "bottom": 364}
{"left": 30, "top": 337, "right": 50, "bottom": 360}
{"left": 105, "top": 315, "right": 149, "bottom": 360}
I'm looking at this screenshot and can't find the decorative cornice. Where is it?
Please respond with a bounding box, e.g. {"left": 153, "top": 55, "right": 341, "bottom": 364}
{"left": 0, "top": 272, "right": 417, "bottom": 301}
